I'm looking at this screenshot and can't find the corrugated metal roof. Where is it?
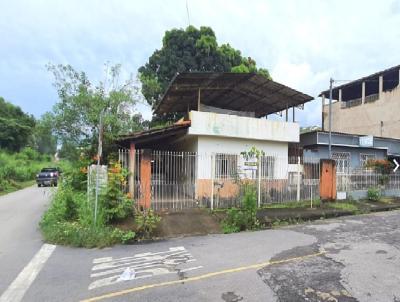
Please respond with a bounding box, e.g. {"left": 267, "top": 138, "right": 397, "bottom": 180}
{"left": 155, "top": 72, "right": 314, "bottom": 117}
{"left": 117, "top": 121, "right": 191, "bottom": 146}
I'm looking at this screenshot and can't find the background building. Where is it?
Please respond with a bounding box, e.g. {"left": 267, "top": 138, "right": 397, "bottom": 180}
{"left": 321, "top": 65, "right": 400, "bottom": 139}
{"left": 300, "top": 130, "right": 400, "bottom": 173}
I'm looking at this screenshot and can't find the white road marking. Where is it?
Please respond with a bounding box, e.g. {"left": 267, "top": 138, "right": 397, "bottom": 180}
{"left": 0, "top": 244, "right": 56, "bottom": 302}
{"left": 89, "top": 246, "right": 202, "bottom": 290}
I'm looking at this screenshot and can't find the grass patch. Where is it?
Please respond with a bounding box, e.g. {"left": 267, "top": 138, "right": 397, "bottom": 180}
{"left": 326, "top": 202, "right": 358, "bottom": 212}
{"left": 40, "top": 161, "right": 161, "bottom": 248}
{"left": 379, "top": 197, "right": 394, "bottom": 204}
{"left": 39, "top": 181, "right": 136, "bottom": 248}
{"left": 0, "top": 147, "right": 55, "bottom": 195}
{"left": 262, "top": 199, "right": 321, "bottom": 209}
{"left": 0, "top": 180, "right": 36, "bottom": 196}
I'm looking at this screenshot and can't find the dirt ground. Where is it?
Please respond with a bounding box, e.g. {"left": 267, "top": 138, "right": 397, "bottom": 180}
{"left": 114, "top": 208, "right": 223, "bottom": 239}
{"left": 114, "top": 198, "right": 400, "bottom": 239}
{"left": 154, "top": 208, "right": 223, "bottom": 238}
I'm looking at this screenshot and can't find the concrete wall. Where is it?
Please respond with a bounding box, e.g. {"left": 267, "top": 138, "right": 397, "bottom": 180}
{"left": 188, "top": 110, "right": 299, "bottom": 143}
{"left": 322, "top": 85, "right": 400, "bottom": 139}
{"left": 346, "top": 189, "right": 400, "bottom": 200}
{"left": 304, "top": 145, "right": 386, "bottom": 168}
{"left": 196, "top": 136, "right": 289, "bottom": 179}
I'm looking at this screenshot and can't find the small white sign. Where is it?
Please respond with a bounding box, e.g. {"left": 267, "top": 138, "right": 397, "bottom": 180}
{"left": 337, "top": 191, "right": 347, "bottom": 200}
{"left": 359, "top": 135, "right": 374, "bottom": 147}
{"left": 242, "top": 157, "right": 258, "bottom": 171}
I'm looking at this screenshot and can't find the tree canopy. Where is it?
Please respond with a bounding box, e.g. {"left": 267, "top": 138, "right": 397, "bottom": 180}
{"left": 0, "top": 97, "right": 36, "bottom": 152}
{"left": 33, "top": 112, "right": 57, "bottom": 155}
{"left": 139, "top": 25, "right": 271, "bottom": 121}
{"left": 48, "top": 64, "right": 143, "bottom": 160}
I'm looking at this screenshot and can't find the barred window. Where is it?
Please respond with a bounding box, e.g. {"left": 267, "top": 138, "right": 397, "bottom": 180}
{"left": 215, "top": 154, "right": 238, "bottom": 179}
{"left": 260, "top": 156, "right": 275, "bottom": 179}
{"left": 360, "top": 154, "right": 375, "bottom": 168}
{"left": 332, "top": 152, "right": 351, "bottom": 174}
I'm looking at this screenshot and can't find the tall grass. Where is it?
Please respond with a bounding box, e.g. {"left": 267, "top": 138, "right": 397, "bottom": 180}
{"left": 39, "top": 162, "right": 136, "bottom": 248}
{"left": 0, "top": 147, "right": 54, "bottom": 193}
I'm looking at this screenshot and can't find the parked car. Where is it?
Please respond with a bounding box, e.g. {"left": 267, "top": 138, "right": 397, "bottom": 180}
{"left": 36, "top": 167, "right": 61, "bottom": 187}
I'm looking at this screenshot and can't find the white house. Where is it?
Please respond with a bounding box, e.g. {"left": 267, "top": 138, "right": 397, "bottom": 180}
{"left": 118, "top": 72, "right": 314, "bottom": 208}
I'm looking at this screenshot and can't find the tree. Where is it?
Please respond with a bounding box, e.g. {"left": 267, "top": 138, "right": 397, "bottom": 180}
{"left": 47, "top": 64, "right": 144, "bottom": 160}
{"left": 0, "top": 97, "right": 36, "bottom": 152}
{"left": 139, "top": 26, "right": 271, "bottom": 122}
{"left": 33, "top": 112, "right": 57, "bottom": 155}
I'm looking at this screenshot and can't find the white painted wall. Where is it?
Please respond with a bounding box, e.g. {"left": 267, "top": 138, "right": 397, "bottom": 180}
{"left": 196, "top": 136, "right": 288, "bottom": 155}
{"left": 164, "top": 111, "right": 300, "bottom": 180}
{"left": 196, "top": 136, "right": 289, "bottom": 179}
{"left": 188, "top": 111, "right": 299, "bottom": 143}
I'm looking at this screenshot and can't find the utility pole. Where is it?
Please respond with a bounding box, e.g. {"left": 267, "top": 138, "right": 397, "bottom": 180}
{"left": 94, "top": 111, "right": 103, "bottom": 225}
{"left": 186, "top": 0, "right": 191, "bottom": 26}
{"left": 328, "top": 78, "right": 334, "bottom": 159}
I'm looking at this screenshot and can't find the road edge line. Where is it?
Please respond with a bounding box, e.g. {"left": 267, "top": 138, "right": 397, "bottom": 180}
{"left": 0, "top": 243, "right": 56, "bottom": 302}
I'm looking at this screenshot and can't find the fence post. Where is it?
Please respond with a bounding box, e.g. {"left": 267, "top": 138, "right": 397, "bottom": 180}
{"left": 210, "top": 153, "right": 215, "bottom": 210}
{"left": 129, "top": 142, "right": 135, "bottom": 200}
{"left": 139, "top": 149, "right": 152, "bottom": 209}
{"left": 257, "top": 157, "right": 261, "bottom": 207}
{"left": 320, "top": 159, "right": 337, "bottom": 201}
{"left": 296, "top": 156, "right": 301, "bottom": 201}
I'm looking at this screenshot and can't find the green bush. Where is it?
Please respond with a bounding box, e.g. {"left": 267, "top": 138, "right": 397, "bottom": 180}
{"left": 135, "top": 209, "right": 161, "bottom": 239}
{"left": 222, "top": 184, "right": 260, "bottom": 233}
{"left": 40, "top": 221, "right": 135, "bottom": 248}
{"left": 0, "top": 148, "right": 54, "bottom": 193}
{"left": 102, "top": 162, "right": 133, "bottom": 223}
{"left": 40, "top": 160, "right": 138, "bottom": 248}
{"left": 367, "top": 187, "right": 381, "bottom": 202}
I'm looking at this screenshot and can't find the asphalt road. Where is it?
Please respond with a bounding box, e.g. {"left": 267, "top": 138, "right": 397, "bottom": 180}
{"left": 0, "top": 186, "right": 53, "bottom": 295}
{"left": 1, "top": 186, "right": 400, "bottom": 302}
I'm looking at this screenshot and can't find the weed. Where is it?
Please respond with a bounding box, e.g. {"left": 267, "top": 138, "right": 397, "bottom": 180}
{"left": 221, "top": 184, "right": 260, "bottom": 233}
{"left": 327, "top": 202, "right": 358, "bottom": 212}
{"left": 39, "top": 161, "right": 137, "bottom": 248}
{"left": 135, "top": 209, "right": 161, "bottom": 239}
{"left": 263, "top": 199, "right": 321, "bottom": 209}
{"left": 367, "top": 187, "right": 381, "bottom": 202}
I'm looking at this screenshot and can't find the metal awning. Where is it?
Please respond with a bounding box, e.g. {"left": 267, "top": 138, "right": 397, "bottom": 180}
{"left": 155, "top": 72, "right": 314, "bottom": 118}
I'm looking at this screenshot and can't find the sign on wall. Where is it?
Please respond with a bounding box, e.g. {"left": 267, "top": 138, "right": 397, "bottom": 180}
{"left": 359, "top": 135, "right": 374, "bottom": 147}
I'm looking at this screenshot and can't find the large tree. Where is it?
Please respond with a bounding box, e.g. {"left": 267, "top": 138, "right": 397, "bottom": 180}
{"left": 48, "top": 64, "right": 143, "bottom": 160}
{"left": 0, "top": 97, "right": 36, "bottom": 152}
{"left": 139, "top": 25, "right": 271, "bottom": 122}
{"left": 33, "top": 112, "right": 57, "bottom": 155}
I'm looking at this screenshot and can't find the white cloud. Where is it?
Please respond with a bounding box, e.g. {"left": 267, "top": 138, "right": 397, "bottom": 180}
{"left": 0, "top": 0, "right": 400, "bottom": 128}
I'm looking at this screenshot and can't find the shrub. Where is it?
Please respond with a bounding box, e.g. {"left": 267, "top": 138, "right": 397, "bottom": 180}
{"left": 222, "top": 184, "right": 260, "bottom": 233}
{"left": 366, "top": 159, "right": 393, "bottom": 174}
{"left": 40, "top": 221, "right": 135, "bottom": 248}
{"left": 367, "top": 187, "right": 381, "bottom": 201}
{"left": 102, "top": 162, "right": 133, "bottom": 223}
{"left": 0, "top": 148, "right": 55, "bottom": 194}
{"left": 40, "top": 159, "right": 138, "bottom": 248}
{"left": 135, "top": 209, "right": 161, "bottom": 239}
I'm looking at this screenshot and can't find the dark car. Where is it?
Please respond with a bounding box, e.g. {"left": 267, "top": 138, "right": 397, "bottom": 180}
{"left": 36, "top": 167, "right": 61, "bottom": 187}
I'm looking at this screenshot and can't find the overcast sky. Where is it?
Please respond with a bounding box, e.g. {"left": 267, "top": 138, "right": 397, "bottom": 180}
{"left": 1, "top": 0, "right": 400, "bottom": 126}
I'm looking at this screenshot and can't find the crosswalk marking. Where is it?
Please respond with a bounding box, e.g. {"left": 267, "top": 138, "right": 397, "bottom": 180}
{"left": 89, "top": 246, "right": 202, "bottom": 290}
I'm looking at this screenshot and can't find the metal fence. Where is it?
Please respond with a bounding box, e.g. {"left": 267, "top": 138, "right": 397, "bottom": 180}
{"left": 337, "top": 170, "right": 400, "bottom": 192}
{"left": 118, "top": 149, "right": 321, "bottom": 211}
